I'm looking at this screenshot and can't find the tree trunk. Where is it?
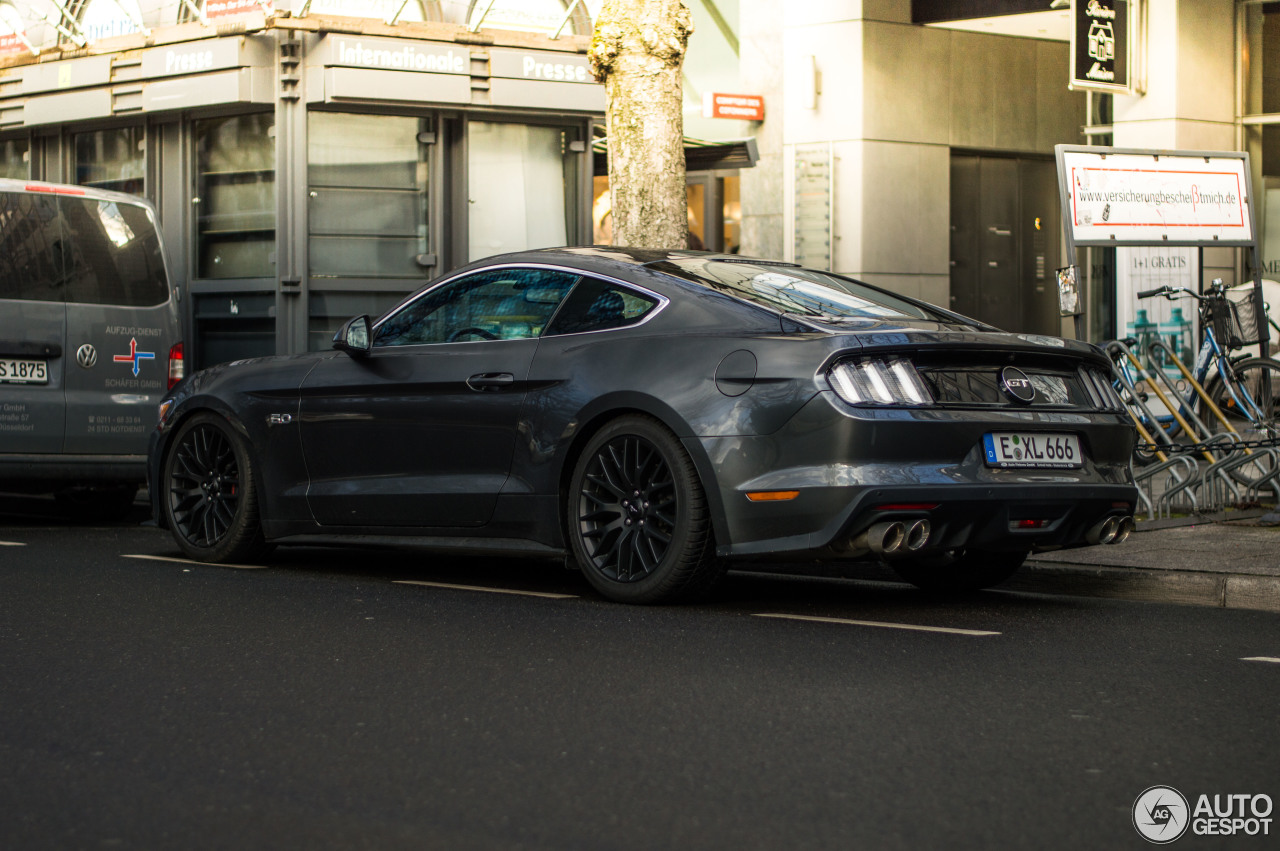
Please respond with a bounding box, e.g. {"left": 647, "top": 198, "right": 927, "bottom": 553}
{"left": 589, "top": 0, "right": 693, "bottom": 249}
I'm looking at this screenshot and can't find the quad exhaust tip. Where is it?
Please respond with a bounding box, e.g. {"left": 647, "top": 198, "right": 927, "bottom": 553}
{"left": 853, "top": 521, "right": 905, "bottom": 555}
{"left": 905, "top": 519, "right": 931, "bottom": 552}
{"left": 1087, "top": 515, "right": 1134, "bottom": 546}
{"left": 1112, "top": 515, "right": 1134, "bottom": 545}
{"left": 851, "top": 519, "right": 931, "bottom": 557}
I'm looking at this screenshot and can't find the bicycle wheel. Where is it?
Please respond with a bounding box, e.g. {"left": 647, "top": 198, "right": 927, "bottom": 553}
{"left": 1205, "top": 357, "right": 1280, "bottom": 440}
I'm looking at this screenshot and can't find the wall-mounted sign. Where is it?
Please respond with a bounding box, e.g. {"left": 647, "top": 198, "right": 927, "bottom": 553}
{"left": 489, "top": 49, "right": 593, "bottom": 83}
{"left": 0, "top": 32, "right": 25, "bottom": 56}
{"left": 794, "top": 142, "right": 832, "bottom": 270}
{"left": 79, "top": 0, "right": 145, "bottom": 42}
{"left": 1070, "top": 0, "right": 1133, "bottom": 95}
{"left": 140, "top": 38, "right": 262, "bottom": 78}
{"left": 702, "top": 92, "right": 764, "bottom": 121}
{"left": 1058, "top": 147, "right": 1253, "bottom": 246}
{"left": 205, "top": 0, "right": 272, "bottom": 20}
{"left": 326, "top": 36, "right": 468, "bottom": 74}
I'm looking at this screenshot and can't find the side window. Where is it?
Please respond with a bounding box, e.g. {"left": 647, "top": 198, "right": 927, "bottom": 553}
{"left": 0, "top": 192, "right": 63, "bottom": 303}
{"left": 544, "top": 277, "right": 659, "bottom": 336}
{"left": 60, "top": 197, "right": 169, "bottom": 307}
{"left": 374, "top": 267, "right": 579, "bottom": 347}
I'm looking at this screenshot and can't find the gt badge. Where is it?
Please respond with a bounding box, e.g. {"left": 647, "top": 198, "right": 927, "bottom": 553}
{"left": 1000, "top": 366, "right": 1036, "bottom": 404}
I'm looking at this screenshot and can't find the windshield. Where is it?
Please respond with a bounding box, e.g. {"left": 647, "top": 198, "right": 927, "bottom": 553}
{"left": 652, "top": 258, "right": 946, "bottom": 322}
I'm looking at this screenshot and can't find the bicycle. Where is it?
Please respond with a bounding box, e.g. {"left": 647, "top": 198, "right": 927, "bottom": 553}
{"left": 1113, "top": 279, "right": 1280, "bottom": 452}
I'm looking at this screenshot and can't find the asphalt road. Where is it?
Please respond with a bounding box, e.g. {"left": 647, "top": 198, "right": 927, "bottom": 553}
{"left": 1, "top": 494, "right": 1278, "bottom": 850}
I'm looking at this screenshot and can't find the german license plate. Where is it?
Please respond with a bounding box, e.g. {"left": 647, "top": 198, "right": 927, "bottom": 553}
{"left": 983, "top": 432, "right": 1082, "bottom": 469}
{"left": 0, "top": 358, "right": 48, "bottom": 384}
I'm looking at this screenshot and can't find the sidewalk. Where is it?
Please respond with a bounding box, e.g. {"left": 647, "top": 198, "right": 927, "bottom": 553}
{"left": 1015, "top": 510, "right": 1280, "bottom": 613}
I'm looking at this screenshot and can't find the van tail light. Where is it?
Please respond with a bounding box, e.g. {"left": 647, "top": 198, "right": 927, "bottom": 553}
{"left": 168, "top": 342, "right": 185, "bottom": 389}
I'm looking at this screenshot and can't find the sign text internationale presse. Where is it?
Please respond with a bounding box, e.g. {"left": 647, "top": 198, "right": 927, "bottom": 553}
{"left": 330, "top": 38, "right": 596, "bottom": 85}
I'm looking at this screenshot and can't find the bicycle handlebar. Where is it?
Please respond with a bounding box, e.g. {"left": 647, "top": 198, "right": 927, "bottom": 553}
{"left": 1137, "top": 285, "right": 1206, "bottom": 301}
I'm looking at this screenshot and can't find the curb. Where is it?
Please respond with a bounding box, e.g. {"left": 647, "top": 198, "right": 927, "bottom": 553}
{"left": 1016, "top": 559, "right": 1280, "bottom": 614}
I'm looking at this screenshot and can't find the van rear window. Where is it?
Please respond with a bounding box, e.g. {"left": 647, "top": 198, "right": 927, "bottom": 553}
{"left": 61, "top": 197, "right": 169, "bottom": 307}
{"left": 0, "top": 192, "right": 169, "bottom": 307}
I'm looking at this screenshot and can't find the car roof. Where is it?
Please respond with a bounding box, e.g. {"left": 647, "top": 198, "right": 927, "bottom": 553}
{"left": 0, "top": 178, "right": 160, "bottom": 210}
{"left": 469, "top": 246, "right": 736, "bottom": 271}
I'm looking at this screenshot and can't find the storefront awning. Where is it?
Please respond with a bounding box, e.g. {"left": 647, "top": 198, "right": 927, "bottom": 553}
{"left": 592, "top": 135, "right": 758, "bottom": 176}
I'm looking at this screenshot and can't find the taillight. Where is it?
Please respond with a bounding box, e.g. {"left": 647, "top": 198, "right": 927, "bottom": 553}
{"left": 168, "top": 341, "right": 185, "bottom": 389}
{"left": 828, "top": 357, "right": 933, "bottom": 406}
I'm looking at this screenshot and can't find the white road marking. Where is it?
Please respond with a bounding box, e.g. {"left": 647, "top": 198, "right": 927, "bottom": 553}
{"left": 121, "top": 554, "right": 269, "bottom": 570}
{"left": 0, "top": 541, "right": 27, "bottom": 546}
{"left": 394, "top": 580, "right": 578, "bottom": 600}
{"left": 753, "top": 613, "right": 1001, "bottom": 636}
{"left": 1241, "top": 657, "right": 1280, "bottom": 664}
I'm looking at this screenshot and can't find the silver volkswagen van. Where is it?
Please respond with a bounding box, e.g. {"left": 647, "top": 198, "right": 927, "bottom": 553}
{"left": 0, "top": 180, "right": 182, "bottom": 518}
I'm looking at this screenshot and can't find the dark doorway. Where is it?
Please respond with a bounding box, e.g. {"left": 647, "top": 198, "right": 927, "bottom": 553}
{"left": 950, "top": 154, "right": 1061, "bottom": 335}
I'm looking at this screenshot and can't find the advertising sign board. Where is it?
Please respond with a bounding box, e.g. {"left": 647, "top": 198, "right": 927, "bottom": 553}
{"left": 1070, "top": 0, "right": 1134, "bottom": 94}
{"left": 1058, "top": 148, "right": 1253, "bottom": 247}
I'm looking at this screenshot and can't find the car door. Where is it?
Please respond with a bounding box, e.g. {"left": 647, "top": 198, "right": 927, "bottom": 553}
{"left": 58, "top": 193, "right": 180, "bottom": 456}
{"left": 299, "top": 266, "right": 578, "bottom": 528}
{"left": 0, "top": 190, "right": 66, "bottom": 454}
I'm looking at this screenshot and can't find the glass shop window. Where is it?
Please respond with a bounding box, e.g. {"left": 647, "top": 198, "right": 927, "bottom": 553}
{"left": 194, "top": 113, "right": 275, "bottom": 280}
{"left": 73, "top": 126, "right": 145, "bottom": 195}
{"left": 468, "top": 121, "right": 576, "bottom": 260}
{"left": 308, "top": 111, "right": 431, "bottom": 279}
{"left": 0, "top": 136, "right": 27, "bottom": 179}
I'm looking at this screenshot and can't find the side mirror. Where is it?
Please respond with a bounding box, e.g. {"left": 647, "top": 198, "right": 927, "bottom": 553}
{"left": 333, "top": 315, "right": 372, "bottom": 357}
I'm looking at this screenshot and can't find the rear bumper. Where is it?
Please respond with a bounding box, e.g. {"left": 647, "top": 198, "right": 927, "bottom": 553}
{"left": 694, "top": 391, "right": 1139, "bottom": 560}
{"left": 720, "top": 482, "right": 1138, "bottom": 558}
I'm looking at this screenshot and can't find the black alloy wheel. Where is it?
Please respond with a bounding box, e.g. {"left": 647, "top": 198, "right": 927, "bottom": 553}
{"left": 163, "top": 412, "right": 270, "bottom": 563}
{"left": 568, "top": 415, "right": 722, "bottom": 604}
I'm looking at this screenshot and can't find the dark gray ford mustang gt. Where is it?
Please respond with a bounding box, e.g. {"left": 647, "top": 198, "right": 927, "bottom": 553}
{"left": 149, "top": 247, "right": 1138, "bottom": 603}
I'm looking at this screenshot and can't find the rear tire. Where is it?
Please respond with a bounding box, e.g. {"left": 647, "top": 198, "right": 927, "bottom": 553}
{"left": 162, "top": 412, "right": 271, "bottom": 563}
{"left": 891, "top": 549, "right": 1027, "bottom": 593}
{"left": 567, "top": 415, "right": 723, "bottom": 604}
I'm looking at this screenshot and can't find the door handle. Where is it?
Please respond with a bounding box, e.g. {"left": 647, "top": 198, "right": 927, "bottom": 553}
{"left": 467, "top": 372, "right": 515, "bottom": 391}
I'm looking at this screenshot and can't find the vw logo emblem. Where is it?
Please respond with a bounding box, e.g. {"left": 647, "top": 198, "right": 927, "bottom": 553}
{"left": 1000, "top": 366, "right": 1036, "bottom": 404}
{"left": 76, "top": 344, "right": 98, "bottom": 369}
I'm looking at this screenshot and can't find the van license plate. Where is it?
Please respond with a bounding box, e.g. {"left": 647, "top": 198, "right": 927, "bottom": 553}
{"left": 0, "top": 358, "right": 48, "bottom": 384}
{"left": 983, "top": 432, "right": 1082, "bottom": 469}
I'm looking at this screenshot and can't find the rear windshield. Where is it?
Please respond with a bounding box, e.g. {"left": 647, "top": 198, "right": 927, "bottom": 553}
{"left": 0, "top": 191, "right": 169, "bottom": 307}
{"left": 653, "top": 257, "right": 946, "bottom": 322}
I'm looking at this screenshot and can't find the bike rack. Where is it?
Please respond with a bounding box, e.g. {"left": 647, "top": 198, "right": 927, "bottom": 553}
{"left": 1147, "top": 338, "right": 1280, "bottom": 507}
{"left": 1107, "top": 338, "right": 1280, "bottom": 516}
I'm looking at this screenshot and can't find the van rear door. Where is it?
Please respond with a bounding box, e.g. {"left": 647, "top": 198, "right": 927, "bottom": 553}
{"left": 58, "top": 194, "right": 177, "bottom": 456}
{"left": 0, "top": 190, "right": 66, "bottom": 454}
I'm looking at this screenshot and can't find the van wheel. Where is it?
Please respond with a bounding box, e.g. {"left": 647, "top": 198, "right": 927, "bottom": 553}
{"left": 891, "top": 549, "right": 1028, "bottom": 593}
{"left": 54, "top": 483, "right": 139, "bottom": 522}
{"left": 163, "top": 413, "right": 270, "bottom": 563}
{"left": 567, "top": 415, "right": 723, "bottom": 604}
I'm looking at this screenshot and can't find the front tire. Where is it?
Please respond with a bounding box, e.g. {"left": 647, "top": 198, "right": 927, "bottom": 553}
{"left": 1206, "top": 356, "right": 1280, "bottom": 439}
{"left": 567, "top": 415, "right": 722, "bottom": 604}
{"left": 891, "top": 549, "right": 1028, "bottom": 593}
{"left": 162, "top": 412, "right": 270, "bottom": 563}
